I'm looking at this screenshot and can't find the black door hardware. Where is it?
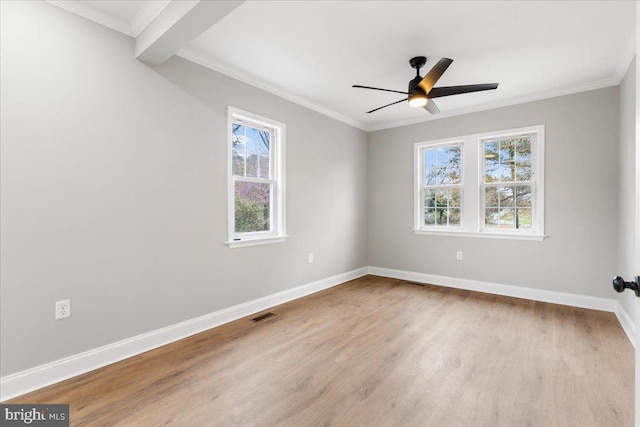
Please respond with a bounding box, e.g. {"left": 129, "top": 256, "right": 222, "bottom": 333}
{"left": 612, "top": 276, "right": 640, "bottom": 297}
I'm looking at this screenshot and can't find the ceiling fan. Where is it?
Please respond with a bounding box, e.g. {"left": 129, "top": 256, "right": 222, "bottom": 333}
{"left": 353, "top": 56, "right": 499, "bottom": 114}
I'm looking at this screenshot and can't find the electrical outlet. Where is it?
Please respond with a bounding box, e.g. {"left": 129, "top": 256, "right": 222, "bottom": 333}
{"left": 456, "top": 251, "right": 463, "bottom": 261}
{"left": 308, "top": 253, "right": 314, "bottom": 263}
{"left": 55, "top": 299, "right": 71, "bottom": 320}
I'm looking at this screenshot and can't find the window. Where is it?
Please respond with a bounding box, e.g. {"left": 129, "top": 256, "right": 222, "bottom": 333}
{"left": 227, "top": 107, "right": 286, "bottom": 248}
{"left": 421, "top": 143, "right": 463, "bottom": 228}
{"left": 414, "top": 125, "right": 545, "bottom": 240}
{"left": 482, "top": 134, "right": 534, "bottom": 231}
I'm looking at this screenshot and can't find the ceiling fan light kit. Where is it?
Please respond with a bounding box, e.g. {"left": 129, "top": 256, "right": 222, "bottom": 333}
{"left": 353, "top": 56, "right": 499, "bottom": 115}
{"left": 408, "top": 93, "right": 428, "bottom": 107}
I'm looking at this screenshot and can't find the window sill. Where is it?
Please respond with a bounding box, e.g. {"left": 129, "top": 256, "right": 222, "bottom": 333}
{"left": 413, "top": 229, "right": 546, "bottom": 241}
{"left": 226, "top": 235, "right": 288, "bottom": 249}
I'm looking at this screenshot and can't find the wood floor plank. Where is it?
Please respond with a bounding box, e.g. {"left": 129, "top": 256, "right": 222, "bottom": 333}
{"left": 7, "top": 275, "right": 633, "bottom": 426}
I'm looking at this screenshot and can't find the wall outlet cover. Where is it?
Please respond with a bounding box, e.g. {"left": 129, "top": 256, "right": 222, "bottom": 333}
{"left": 56, "top": 299, "right": 71, "bottom": 320}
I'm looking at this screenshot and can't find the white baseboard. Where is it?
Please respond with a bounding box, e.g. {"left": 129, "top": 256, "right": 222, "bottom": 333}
{"left": 0, "top": 267, "right": 368, "bottom": 402}
{"left": 368, "top": 266, "right": 635, "bottom": 346}
{"left": 615, "top": 304, "right": 636, "bottom": 348}
{"left": 3, "top": 265, "right": 634, "bottom": 402}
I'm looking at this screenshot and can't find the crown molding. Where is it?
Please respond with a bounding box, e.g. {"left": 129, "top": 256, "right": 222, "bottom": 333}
{"left": 44, "top": 1, "right": 636, "bottom": 134}
{"left": 46, "top": 0, "right": 133, "bottom": 36}
{"left": 46, "top": 0, "right": 171, "bottom": 39}
{"left": 177, "top": 47, "right": 369, "bottom": 131}
{"left": 367, "top": 76, "right": 620, "bottom": 132}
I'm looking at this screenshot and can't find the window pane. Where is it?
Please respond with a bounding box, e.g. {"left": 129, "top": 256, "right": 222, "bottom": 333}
{"left": 485, "top": 187, "right": 498, "bottom": 207}
{"left": 245, "top": 127, "right": 261, "bottom": 154}
{"left": 485, "top": 208, "right": 499, "bottom": 228}
{"left": 246, "top": 154, "right": 259, "bottom": 178}
{"left": 232, "top": 124, "right": 246, "bottom": 177}
{"left": 516, "top": 185, "right": 532, "bottom": 207}
{"left": 498, "top": 186, "right": 514, "bottom": 208}
{"left": 424, "top": 189, "right": 462, "bottom": 227}
{"left": 436, "top": 189, "right": 447, "bottom": 207}
{"left": 444, "top": 146, "right": 461, "bottom": 184}
{"left": 484, "top": 141, "right": 500, "bottom": 183}
{"left": 425, "top": 190, "right": 436, "bottom": 208}
{"left": 232, "top": 152, "right": 244, "bottom": 177}
{"left": 516, "top": 208, "right": 532, "bottom": 229}
{"left": 515, "top": 137, "right": 532, "bottom": 181}
{"left": 425, "top": 144, "right": 461, "bottom": 186}
{"left": 257, "top": 130, "right": 270, "bottom": 154}
{"left": 448, "top": 208, "right": 461, "bottom": 226}
{"left": 449, "top": 189, "right": 461, "bottom": 208}
{"left": 425, "top": 150, "right": 437, "bottom": 185}
{"left": 499, "top": 208, "right": 515, "bottom": 228}
{"left": 425, "top": 208, "right": 436, "bottom": 226}
{"left": 436, "top": 147, "right": 451, "bottom": 185}
{"left": 235, "top": 181, "right": 270, "bottom": 233}
{"left": 259, "top": 155, "right": 270, "bottom": 179}
{"left": 500, "top": 140, "right": 515, "bottom": 182}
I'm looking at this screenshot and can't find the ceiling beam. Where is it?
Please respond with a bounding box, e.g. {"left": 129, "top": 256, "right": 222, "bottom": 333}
{"left": 135, "top": 0, "right": 244, "bottom": 65}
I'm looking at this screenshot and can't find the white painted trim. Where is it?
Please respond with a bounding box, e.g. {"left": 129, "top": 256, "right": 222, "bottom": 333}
{"left": 45, "top": 0, "right": 133, "bottom": 36}
{"left": 368, "top": 266, "right": 635, "bottom": 345}
{"left": 0, "top": 267, "right": 368, "bottom": 402}
{"left": 615, "top": 303, "right": 636, "bottom": 348}
{"left": 413, "top": 125, "right": 545, "bottom": 238}
{"left": 177, "top": 47, "right": 369, "bottom": 131}
{"left": 227, "top": 107, "right": 286, "bottom": 245}
{"left": 46, "top": 0, "right": 172, "bottom": 38}
{"left": 412, "top": 229, "right": 546, "bottom": 241}
{"left": 368, "top": 266, "right": 618, "bottom": 313}
{"left": 226, "top": 235, "right": 288, "bottom": 248}
{"left": 368, "top": 77, "right": 620, "bottom": 132}
{"left": 45, "top": 1, "right": 629, "bottom": 134}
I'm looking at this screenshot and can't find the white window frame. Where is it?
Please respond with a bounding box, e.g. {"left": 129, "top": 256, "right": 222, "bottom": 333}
{"left": 413, "top": 125, "right": 545, "bottom": 241}
{"left": 416, "top": 141, "right": 465, "bottom": 230}
{"left": 226, "top": 107, "right": 287, "bottom": 248}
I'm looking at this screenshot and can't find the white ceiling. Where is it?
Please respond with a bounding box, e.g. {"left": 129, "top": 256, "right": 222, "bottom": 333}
{"left": 49, "top": 0, "right": 635, "bottom": 131}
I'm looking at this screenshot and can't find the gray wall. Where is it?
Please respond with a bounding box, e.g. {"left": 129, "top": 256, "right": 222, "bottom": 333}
{"left": 1, "top": 0, "right": 632, "bottom": 379}
{"left": 618, "top": 58, "right": 636, "bottom": 320}
{"left": 0, "top": 1, "right": 368, "bottom": 376}
{"left": 368, "top": 87, "right": 620, "bottom": 298}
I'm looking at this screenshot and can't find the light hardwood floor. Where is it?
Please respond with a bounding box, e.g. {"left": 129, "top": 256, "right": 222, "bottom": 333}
{"left": 8, "top": 275, "right": 634, "bottom": 426}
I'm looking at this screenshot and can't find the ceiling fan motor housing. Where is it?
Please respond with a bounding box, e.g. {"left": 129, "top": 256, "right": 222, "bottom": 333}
{"left": 408, "top": 75, "right": 424, "bottom": 95}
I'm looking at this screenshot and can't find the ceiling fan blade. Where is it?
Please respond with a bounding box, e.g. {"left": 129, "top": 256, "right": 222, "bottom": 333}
{"left": 427, "top": 83, "right": 499, "bottom": 99}
{"left": 418, "top": 58, "right": 453, "bottom": 95}
{"left": 366, "top": 98, "right": 408, "bottom": 114}
{"left": 423, "top": 99, "right": 440, "bottom": 115}
{"left": 353, "top": 85, "right": 409, "bottom": 95}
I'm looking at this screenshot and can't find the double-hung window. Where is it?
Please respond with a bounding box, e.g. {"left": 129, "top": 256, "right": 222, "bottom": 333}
{"left": 227, "top": 107, "right": 286, "bottom": 248}
{"left": 421, "top": 142, "right": 463, "bottom": 228}
{"left": 481, "top": 133, "right": 536, "bottom": 231}
{"left": 414, "top": 125, "right": 545, "bottom": 240}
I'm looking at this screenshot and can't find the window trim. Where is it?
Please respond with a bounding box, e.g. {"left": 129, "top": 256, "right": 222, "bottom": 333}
{"left": 417, "top": 140, "right": 465, "bottom": 230}
{"left": 226, "top": 107, "right": 287, "bottom": 248}
{"left": 413, "top": 125, "right": 545, "bottom": 241}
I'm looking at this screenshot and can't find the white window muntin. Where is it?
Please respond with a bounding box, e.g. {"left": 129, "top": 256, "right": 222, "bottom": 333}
{"left": 478, "top": 127, "right": 543, "bottom": 235}
{"left": 419, "top": 141, "right": 464, "bottom": 229}
{"left": 414, "top": 125, "right": 545, "bottom": 241}
{"left": 227, "top": 107, "right": 286, "bottom": 248}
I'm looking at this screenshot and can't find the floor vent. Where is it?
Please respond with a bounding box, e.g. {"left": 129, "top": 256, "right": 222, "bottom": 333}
{"left": 404, "top": 281, "right": 426, "bottom": 287}
{"left": 252, "top": 312, "right": 276, "bottom": 322}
